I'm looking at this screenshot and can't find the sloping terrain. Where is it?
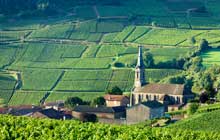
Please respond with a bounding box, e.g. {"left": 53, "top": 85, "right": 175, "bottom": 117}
{"left": 0, "top": 0, "right": 220, "bottom": 105}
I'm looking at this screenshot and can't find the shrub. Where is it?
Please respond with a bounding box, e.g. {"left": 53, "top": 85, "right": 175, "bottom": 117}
{"left": 188, "top": 103, "right": 199, "bottom": 115}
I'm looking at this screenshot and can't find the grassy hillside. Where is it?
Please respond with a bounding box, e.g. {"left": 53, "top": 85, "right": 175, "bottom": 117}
{"left": 1, "top": 0, "right": 220, "bottom": 105}
{"left": 168, "top": 110, "right": 220, "bottom": 132}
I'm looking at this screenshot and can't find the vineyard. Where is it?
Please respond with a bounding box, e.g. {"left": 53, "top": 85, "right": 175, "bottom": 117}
{"left": 168, "top": 110, "right": 220, "bottom": 132}
{"left": 0, "top": 0, "right": 220, "bottom": 106}
{"left": 0, "top": 115, "right": 220, "bottom": 140}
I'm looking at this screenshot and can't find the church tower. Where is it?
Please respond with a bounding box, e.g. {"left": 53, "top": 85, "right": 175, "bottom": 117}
{"left": 134, "top": 46, "right": 146, "bottom": 88}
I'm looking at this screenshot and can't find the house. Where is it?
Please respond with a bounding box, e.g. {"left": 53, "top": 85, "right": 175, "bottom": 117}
{"left": 126, "top": 101, "right": 164, "bottom": 124}
{"left": 8, "top": 105, "right": 42, "bottom": 116}
{"left": 131, "top": 46, "right": 194, "bottom": 106}
{"left": 44, "top": 101, "right": 64, "bottom": 110}
{"left": 72, "top": 105, "right": 126, "bottom": 120}
{"left": 31, "top": 108, "right": 64, "bottom": 119}
{"left": 104, "top": 94, "right": 130, "bottom": 107}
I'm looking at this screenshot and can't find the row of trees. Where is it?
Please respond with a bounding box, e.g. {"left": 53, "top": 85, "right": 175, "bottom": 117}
{"left": 65, "top": 86, "right": 123, "bottom": 108}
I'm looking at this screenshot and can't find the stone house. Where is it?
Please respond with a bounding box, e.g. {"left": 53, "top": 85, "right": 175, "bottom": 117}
{"left": 72, "top": 105, "right": 126, "bottom": 119}
{"left": 126, "top": 101, "right": 164, "bottom": 124}
{"left": 104, "top": 94, "right": 130, "bottom": 107}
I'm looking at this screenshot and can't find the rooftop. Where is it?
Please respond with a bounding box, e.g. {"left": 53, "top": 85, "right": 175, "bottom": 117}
{"left": 134, "top": 83, "right": 184, "bottom": 95}
{"left": 73, "top": 105, "right": 126, "bottom": 113}
{"left": 128, "top": 100, "right": 164, "bottom": 109}
{"left": 104, "top": 94, "right": 129, "bottom": 101}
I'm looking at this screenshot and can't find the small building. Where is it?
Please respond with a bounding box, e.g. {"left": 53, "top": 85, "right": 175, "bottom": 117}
{"left": 31, "top": 108, "right": 64, "bottom": 120}
{"left": 104, "top": 94, "right": 130, "bottom": 107}
{"left": 8, "top": 105, "right": 42, "bottom": 116}
{"left": 44, "top": 101, "right": 64, "bottom": 110}
{"left": 126, "top": 101, "right": 164, "bottom": 124}
{"left": 72, "top": 105, "right": 126, "bottom": 120}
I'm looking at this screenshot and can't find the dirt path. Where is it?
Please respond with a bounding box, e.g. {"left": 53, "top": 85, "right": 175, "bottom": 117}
{"left": 39, "top": 70, "right": 65, "bottom": 104}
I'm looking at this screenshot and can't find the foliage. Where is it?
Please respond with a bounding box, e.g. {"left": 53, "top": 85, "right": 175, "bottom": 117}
{"left": 199, "top": 92, "right": 209, "bottom": 103}
{"left": 106, "top": 86, "right": 123, "bottom": 95}
{"left": 0, "top": 115, "right": 220, "bottom": 139}
{"left": 91, "top": 96, "right": 105, "bottom": 106}
{"left": 199, "top": 39, "right": 209, "bottom": 52}
{"left": 64, "top": 97, "right": 84, "bottom": 108}
{"left": 144, "top": 52, "right": 154, "bottom": 68}
{"left": 169, "top": 110, "right": 220, "bottom": 132}
{"left": 188, "top": 103, "right": 199, "bottom": 115}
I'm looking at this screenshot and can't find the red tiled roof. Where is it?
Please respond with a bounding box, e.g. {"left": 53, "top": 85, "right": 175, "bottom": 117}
{"left": 104, "top": 94, "right": 129, "bottom": 101}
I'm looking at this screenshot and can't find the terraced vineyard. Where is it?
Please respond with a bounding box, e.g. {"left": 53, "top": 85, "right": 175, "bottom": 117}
{"left": 1, "top": 0, "right": 220, "bottom": 105}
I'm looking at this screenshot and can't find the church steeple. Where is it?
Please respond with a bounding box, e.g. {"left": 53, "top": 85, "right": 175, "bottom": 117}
{"left": 136, "top": 46, "right": 144, "bottom": 68}
{"left": 134, "top": 46, "right": 146, "bottom": 88}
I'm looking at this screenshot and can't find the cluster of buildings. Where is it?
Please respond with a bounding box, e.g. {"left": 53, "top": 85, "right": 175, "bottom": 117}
{"left": 0, "top": 46, "right": 194, "bottom": 124}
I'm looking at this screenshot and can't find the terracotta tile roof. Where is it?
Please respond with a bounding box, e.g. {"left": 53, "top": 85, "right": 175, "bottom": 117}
{"left": 104, "top": 94, "right": 129, "bottom": 101}
{"left": 134, "top": 83, "right": 184, "bottom": 95}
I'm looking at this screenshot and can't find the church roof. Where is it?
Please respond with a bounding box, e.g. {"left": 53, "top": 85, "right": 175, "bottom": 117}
{"left": 134, "top": 83, "right": 184, "bottom": 95}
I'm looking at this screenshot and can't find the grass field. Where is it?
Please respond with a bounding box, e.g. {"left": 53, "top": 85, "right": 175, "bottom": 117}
{"left": 201, "top": 49, "right": 220, "bottom": 67}
{"left": 136, "top": 29, "right": 204, "bottom": 46}
{"left": 0, "top": 72, "right": 16, "bottom": 103}
{"left": 47, "top": 92, "right": 104, "bottom": 102}
{"left": 9, "top": 91, "right": 46, "bottom": 105}
{"left": 30, "top": 23, "right": 73, "bottom": 39}
{"left": 21, "top": 69, "right": 62, "bottom": 90}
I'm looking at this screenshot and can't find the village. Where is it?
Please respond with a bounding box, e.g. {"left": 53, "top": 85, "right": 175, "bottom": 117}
{"left": 0, "top": 46, "right": 197, "bottom": 125}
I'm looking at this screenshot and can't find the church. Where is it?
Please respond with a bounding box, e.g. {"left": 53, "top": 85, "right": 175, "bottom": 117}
{"left": 131, "top": 46, "right": 194, "bottom": 106}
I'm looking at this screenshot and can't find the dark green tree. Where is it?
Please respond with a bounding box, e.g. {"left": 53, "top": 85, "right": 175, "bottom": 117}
{"left": 187, "top": 103, "right": 199, "bottom": 115}
{"left": 199, "top": 39, "right": 209, "bottom": 52}
{"left": 65, "top": 97, "right": 83, "bottom": 108}
{"left": 189, "top": 37, "right": 196, "bottom": 45}
{"left": 92, "top": 97, "right": 106, "bottom": 106}
{"left": 106, "top": 86, "right": 123, "bottom": 95}
{"left": 144, "top": 52, "right": 154, "bottom": 68}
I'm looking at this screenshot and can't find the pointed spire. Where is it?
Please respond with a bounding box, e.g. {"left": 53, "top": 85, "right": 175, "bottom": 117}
{"left": 136, "top": 46, "right": 144, "bottom": 68}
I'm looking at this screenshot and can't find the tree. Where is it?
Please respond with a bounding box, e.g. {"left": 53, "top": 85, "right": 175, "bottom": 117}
{"left": 144, "top": 52, "right": 154, "bottom": 68}
{"left": 106, "top": 86, "right": 123, "bottom": 95}
{"left": 199, "top": 73, "right": 213, "bottom": 91}
{"left": 92, "top": 97, "right": 105, "bottom": 106}
{"left": 189, "top": 37, "right": 196, "bottom": 45}
{"left": 199, "top": 92, "right": 209, "bottom": 103}
{"left": 65, "top": 97, "right": 83, "bottom": 108}
{"left": 199, "top": 39, "right": 209, "bottom": 52}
